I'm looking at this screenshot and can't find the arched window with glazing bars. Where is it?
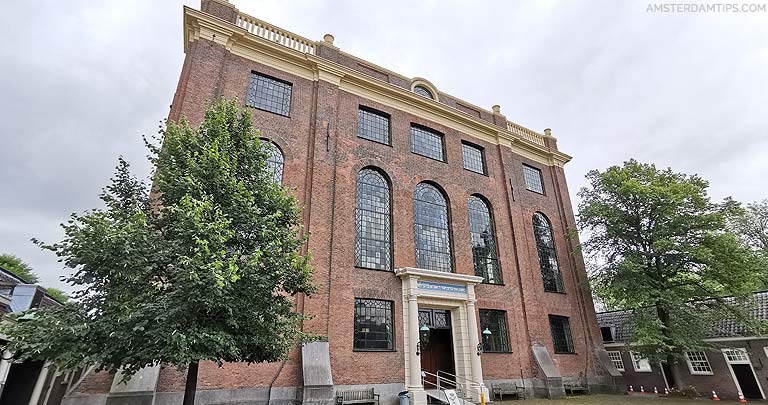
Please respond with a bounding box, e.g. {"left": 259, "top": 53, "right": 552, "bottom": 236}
{"left": 263, "top": 140, "right": 284, "bottom": 185}
{"left": 413, "top": 183, "right": 452, "bottom": 272}
{"left": 355, "top": 168, "right": 392, "bottom": 271}
{"left": 468, "top": 195, "right": 501, "bottom": 284}
{"left": 533, "top": 212, "right": 564, "bottom": 292}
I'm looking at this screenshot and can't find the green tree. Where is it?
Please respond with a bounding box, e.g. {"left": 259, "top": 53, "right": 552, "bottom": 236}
{"left": 1, "top": 99, "right": 316, "bottom": 405}
{"left": 45, "top": 287, "right": 69, "bottom": 303}
{"left": 578, "top": 159, "right": 763, "bottom": 390}
{"left": 0, "top": 253, "right": 40, "bottom": 283}
{"left": 730, "top": 199, "right": 768, "bottom": 256}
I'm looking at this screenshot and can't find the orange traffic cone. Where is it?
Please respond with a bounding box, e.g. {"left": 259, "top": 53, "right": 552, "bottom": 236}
{"left": 738, "top": 391, "right": 747, "bottom": 402}
{"left": 664, "top": 387, "right": 670, "bottom": 396}
{"left": 640, "top": 386, "right": 645, "bottom": 394}
{"left": 712, "top": 390, "right": 720, "bottom": 401}
{"left": 629, "top": 385, "right": 634, "bottom": 393}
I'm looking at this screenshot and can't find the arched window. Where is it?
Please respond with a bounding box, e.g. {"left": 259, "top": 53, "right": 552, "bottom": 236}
{"left": 264, "top": 141, "right": 284, "bottom": 185}
{"left": 355, "top": 168, "right": 392, "bottom": 271}
{"left": 413, "top": 85, "right": 434, "bottom": 99}
{"left": 414, "top": 183, "right": 452, "bottom": 272}
{"left": 533, "top": 212, "right": 563, "bottom": 292}
{"left": 468, "top": 196, "right": 501, "bottom": 284}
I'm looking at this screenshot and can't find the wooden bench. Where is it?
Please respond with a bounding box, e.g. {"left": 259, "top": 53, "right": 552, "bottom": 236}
{"left": 564, "top": 381, "right": 589, "bottom": 396}
{"left": 336, "top": 388, "right": 380, "bottom": 405}
{"left": 492, "top": 382, "right": 525, "bottom": 401}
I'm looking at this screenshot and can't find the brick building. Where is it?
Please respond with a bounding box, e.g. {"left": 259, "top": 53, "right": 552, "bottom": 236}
{"left": 63, "top": 1, "right": 620, "bottom": 404}
{"left": 598, "top": 292, "right": 768, "bottom": 401}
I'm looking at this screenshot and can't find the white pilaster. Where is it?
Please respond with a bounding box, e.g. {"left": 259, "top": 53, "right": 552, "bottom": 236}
{"left": 466, "top": 286, "right": 485, "bottom": 402}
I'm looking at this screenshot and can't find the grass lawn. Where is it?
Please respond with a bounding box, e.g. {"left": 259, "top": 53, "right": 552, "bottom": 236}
{"left": 495, "top": 394, "right": 740, "bottom": 404}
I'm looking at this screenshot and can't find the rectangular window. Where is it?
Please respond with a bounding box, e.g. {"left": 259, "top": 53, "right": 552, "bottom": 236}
{"left": 245, "top": 72, "right": 292, "bottom": 116}
{"left": 548, "top": 315, "right": 575, "bottom": 354}
{"left": 607, "top": 351, "right": 625, "bottom": 372}
{"left": 357, "top": 107, "right": 390, "bottom": 145}
{"left": 479, "top": 309, "right": 510, "bottom": 353}
{"left": 631, "top": 352, "right": 652, "bottom": 372}
{"left": 600, "top": 326, "right": 614, "bottom": 343}
{"left": 685, "top": 351, "right": 713, "bottom": 375}
{"left": 410, "top": 125, "right": 445, "bottom": 161}
{"left": 353, "top": 298, "right": 394, "bottom": 351}
{"left": 523, "top": 164, "right": 545, "bottom": 194}
{"left": 461, "top": 142, "right": 485, "bottom": 174}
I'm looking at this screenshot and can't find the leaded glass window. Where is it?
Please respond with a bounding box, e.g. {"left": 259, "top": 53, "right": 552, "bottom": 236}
{"left": 414, "top": 183, "right": 452, "bottom": 272}
{"left": 246, "top": 72, "right": 292, "bottom": 116}
{"left": 468, "top": 196, "right": 501, "bottom": 284}
{"left": 413, "top": 85, "right": 434, "bottom": 99}
{"left": 355, "top": 168, "right": 392, "bottom": 271}
{"left": 410, "top": 125, "right": 445, "bottom": 162}
{"left": 523, "top": 164, "right": 544, "bottom": 194}
{"left": 480, "top": 309, "right": 510, "bottom": 352}
{"left": 264, "top": 141, "right": 284, "bottom": 186}
{"left": 358, "top": 107, "right": 390, "bottom": 145}
{"left": 462, "top": 143, "right": 485, "bottom": 174}
{"left": 533, "top": 212, "right": 564, "bottom": 293}
{"left": 354, "top": 298, "right": 394, "bottom": 351}
{"left": 548, "top": 315, "right": 574, "bottom": 354}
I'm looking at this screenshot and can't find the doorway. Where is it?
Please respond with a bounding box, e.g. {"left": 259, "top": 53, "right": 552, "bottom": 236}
{"left": 722, "top": 348, "right": 764, "bottom": 399}
{"left": 0, "top": 359, "right": 44, "bottom": 404}
{"left": 419, "top": 308, "right": 455, "bottom": 390}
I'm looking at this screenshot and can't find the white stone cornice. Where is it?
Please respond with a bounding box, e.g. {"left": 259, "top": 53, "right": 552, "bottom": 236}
{"left": 395, "top": 267, "right": 484, "bottom": 285}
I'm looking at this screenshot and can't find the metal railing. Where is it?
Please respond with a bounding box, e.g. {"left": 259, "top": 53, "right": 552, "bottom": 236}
{"left": 421, "top": 370, "right": 468, "bottom": 399}
{"left": 436, "top": 370, "right": 484, "bottom": 400}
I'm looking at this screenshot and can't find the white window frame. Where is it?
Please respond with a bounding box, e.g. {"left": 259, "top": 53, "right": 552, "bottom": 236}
{"left": 721, "top": 348, "right": 765, "bottom": 399}
{"left": 631, "top": 352, "right": 652, "bottom": 372}
{"left": 607, "top": 351, "right": 625, "bottom": 372}
{"left": 684, "top": 351, "right": 713, "bottom": 375}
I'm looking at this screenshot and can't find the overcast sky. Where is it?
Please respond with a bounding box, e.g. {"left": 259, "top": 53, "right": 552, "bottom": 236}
{"left": 1, "top": 1, "right": 766, "bottom": 292}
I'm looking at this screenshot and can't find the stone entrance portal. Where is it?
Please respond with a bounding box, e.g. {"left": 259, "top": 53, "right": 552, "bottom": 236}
{"left": 396, "top": 267, "right": 486, "bottom": 405}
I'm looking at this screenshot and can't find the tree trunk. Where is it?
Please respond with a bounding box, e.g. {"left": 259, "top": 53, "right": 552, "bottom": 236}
{"left": 183, "top": 361, "right": 199, "bottom": 405}
{"left": 666, "top": 354, "right": 684, "bottom": 391}
{"left": 656, "top": 304, "right": 683, "bottom": 390}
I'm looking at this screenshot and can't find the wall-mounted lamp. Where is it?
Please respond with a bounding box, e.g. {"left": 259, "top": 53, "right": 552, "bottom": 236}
{"left": 477, "top": 328, "right": 492, "bottom": 356}
{"left": 416, "top": 325, "right": 430, "bottom": 356}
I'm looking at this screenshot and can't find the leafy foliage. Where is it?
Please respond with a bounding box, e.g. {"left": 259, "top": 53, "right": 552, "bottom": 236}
{"left": 730, "top": 199, "right": 768, "bottom": 264}
{"left": 578, "top": 160, "right": 764, "bottom": 367}
{"left": 45, "top": 287, "right": 69, "bottom": 303}
{"left": 0, "top": 253, "right": 39, "bottom": 283}
{"left": 1, "top": 99, "right": 316, "bottom": 379}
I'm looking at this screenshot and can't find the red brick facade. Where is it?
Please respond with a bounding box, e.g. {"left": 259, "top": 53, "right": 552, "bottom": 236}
{"left": 66, "top": 1, "right": 613, "bottom": 404}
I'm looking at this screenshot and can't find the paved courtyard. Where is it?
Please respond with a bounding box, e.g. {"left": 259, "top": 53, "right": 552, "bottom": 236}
{"left": 495, "top": 394, "right": 742, "bottom": 404}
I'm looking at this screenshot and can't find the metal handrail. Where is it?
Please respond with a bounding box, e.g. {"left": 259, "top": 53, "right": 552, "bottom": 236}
{"left": 436, "top": 370, "right": 484, "bottom": 396}
{"left": 422, "top": 370, "right": 471, "bottom": 400}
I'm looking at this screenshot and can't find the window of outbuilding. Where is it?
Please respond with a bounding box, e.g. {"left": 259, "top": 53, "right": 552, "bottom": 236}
{"left": 685, "top": 351, "right": 713, "bottom": 375}
{"left": 607, "top": 351, "right": 625, "bottom": 371}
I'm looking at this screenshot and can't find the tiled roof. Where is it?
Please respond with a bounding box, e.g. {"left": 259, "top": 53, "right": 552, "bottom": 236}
{"left": 596, "top": 291, "right": 768, "bottom": 342}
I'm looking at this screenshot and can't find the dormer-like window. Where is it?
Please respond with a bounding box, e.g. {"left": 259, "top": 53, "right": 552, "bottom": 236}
{"left": 413, "top": 85, "right": 434, "bottom": 99}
